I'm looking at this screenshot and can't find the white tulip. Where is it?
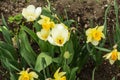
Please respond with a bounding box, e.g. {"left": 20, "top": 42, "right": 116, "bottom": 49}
{"left": 22, "top": 5, "right": 42, "bottom": 21}
{"left": 48, "top": 24, "right": 70, "bottom": 46}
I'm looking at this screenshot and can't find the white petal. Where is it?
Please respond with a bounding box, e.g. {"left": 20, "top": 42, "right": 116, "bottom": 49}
{"left": 29, "top": 72, "right": 38, "bottom": 78}
{"left": 101, "top": 33, "right": 105, "bottom": 39}
{"left": 35, "top": 7, "right": 42, "bottom": 18}
{"left": 91, "top": 40, "right": 99, "bottom": 46}
{"left": 117, "top": 52, "right": 120, "bottom": 60}
{"left": 103, "top": 52, "right": 112, "bottom": 59}
{"left": 26, "top": 5, "right": 35, "bottom": 13}
{"left": 36, "top": 29, "right": 50, "bottom": 41}
{"left": 86, "top": 28, "right": 92, "bottom": 36}
{"left": 86, "top": 36, "right": 92, "bottom": 43}
{"left": 22, "top": 8, "right": 28, "bottom": 19}
{"left": 97, "top": 26, "right": 104, "bottom": 32}
{"left": 47, "top": 36, "right": 56, "bottom": 45}
{"left": 109, "top": 59, "right": 115, "bottom": 65}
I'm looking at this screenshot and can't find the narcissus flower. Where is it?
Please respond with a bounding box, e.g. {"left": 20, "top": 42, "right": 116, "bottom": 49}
{"left": 103, "top": 48, "right": 120, "bottom": 65}
{"left": 86, "top": 26, "right": 105, "bottom": 46}
{"left": 38, "top": 15, "right": 55, "bottom": 30}
{"left": 36, "top": 29, "right": 50, "bottom": 41}
{"left": 48, "top": 24, "right": 70, "bottom": 46}
{"left": 54, "top": 68, "right": 66, "bottom": 80}
{"left": 22, "top": 5, "right": 42, "bottom": 21}
{"left": 18, "top": 69, "right": 38, "bottom": 80}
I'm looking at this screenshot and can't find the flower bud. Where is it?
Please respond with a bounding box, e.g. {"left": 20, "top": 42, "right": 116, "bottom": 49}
{"left": 64, "top": 51, "right": 70, "bottom": 59}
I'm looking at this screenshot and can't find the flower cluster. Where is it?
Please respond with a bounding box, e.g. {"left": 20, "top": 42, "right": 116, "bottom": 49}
{"left": 86, "top": 26, "right": 105, "bottom": 46}
{"left": 2, "top": 3, "right": 119, "bottom": 80}
{"left": 18, "top": 69, "right": 38, "bottom": 80}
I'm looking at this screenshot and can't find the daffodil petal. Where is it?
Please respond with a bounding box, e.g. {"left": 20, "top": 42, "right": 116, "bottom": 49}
{"left": 91, "top": 40, "right": 99, "bottom": 46}
{"left": 29, "top": 72, "right": 38, "bottom": 79}
{"left": 97, "top": 26, "right": 104, "bottom": 32}
{"left": 109, "top": 59, "right": 115, "bottom": 65}
{"left": 59, "top": 72, "right": 66, "bottom": 77}
{"left": 54, "top": 68, "right": 61, "bottom": 79}
{"left": 103, "top": 52, "right": 112, "bottom": 59}
{"left": 117, "top": 52, "right": 120, "bottom": 60}
{"left": 101, "top": 33, "right": 105, "bottom": 39}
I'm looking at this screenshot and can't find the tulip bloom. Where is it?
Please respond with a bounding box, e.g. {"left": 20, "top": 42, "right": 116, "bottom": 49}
{"left": 36, "top": 29, "right": 50, "bottom": 41}
{"left": 54, "top": 68, "right": 66, "bottom": 80}
{"left": 22, "top": 5, "right": 42, "bottom": 21}
{"left": 18, "top": 69, "right": 38, "bottom": 80}
{"left": 86, "top": 26, "right": 105, "bottom": 46}
{"left": 48, "top": 24, "right": 70, "bottom": 46}
{"left": 103, "top": 49, "right": 120, "bottom": 65}
{"left": 38, "top": 15, "right": 55, "bottom": 30}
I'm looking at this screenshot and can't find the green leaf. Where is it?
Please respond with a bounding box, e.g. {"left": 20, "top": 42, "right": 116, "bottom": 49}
{"left": 0, "top": 41, "right": 17, "bottom": 59}
{"left": 0, "top": 47, "right": 14, "bottom": 60}
{"left": 10, "top": 72, "right": 17, "bottom": 80}
{"left": 0, "top": 26, "right": 12, "bottom": 44}
{"left": 19, "top": 30, "right": 36, "bottom": 67}
{"left": 112, "top": 77, "right": 116, "bottom": 80}
{"left": 95, "top": 46, "right": 111, "bottom": 52}
{"left": 64, "top": 20, "right": 75, "bottom": 27}
{"left": 61, "top": 40, "right": 74, "bottom": 64}
{"left": 92, "top": 67, "right": 96, "bottom": 80}
{"left": 69, "top": 67, "right": 78, "bottom": 80}
{"left": 1, "top": 14, "right": 8, "bottom": 28}
{"left": 22, "top": 26, "right": 49, "bottom": 52}
{"left": 35, "top": 52, "right": 52, "bottom": 72}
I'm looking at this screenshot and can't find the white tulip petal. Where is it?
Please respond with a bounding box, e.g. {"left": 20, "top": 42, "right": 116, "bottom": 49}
{"left": 48, "top": 36, "right": 55, "bottom": 45}
{"left": 35, "top": 7, "right": 42, "bottom": 18}
{"left": 26, "top": 5, "right": 35, "bottom": 13}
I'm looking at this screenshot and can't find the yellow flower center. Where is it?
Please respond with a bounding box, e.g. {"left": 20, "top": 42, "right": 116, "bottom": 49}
{"left": 92, "top": 30, "right": 102, "bottom": 41}
{"left": 55, "top": 36, "right": 64, "bottom": 45}
{"left": 111, "top": 50, "right": 118, "bottom": 60}
{"left": 23, "top": 76, "right": 29, "bottom": 80}
{"left": 41, "top": 33, "right": 49, "bottom": 40}
{"left": 60, "top": 76, "right": 66, "bottom": 80}
{"left": 42, "top": 22, "right": 51, "bottom": 30}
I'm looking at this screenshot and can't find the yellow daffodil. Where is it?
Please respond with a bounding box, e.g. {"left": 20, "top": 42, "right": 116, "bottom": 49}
{"left": 18, "top": 69, "right": 38, "bottom": 80}
{"left": 38, "top": 15, "right": 55, "bottom": 30}
{"left": 54, "top": 68, "right": 66, "bottom": 80}
{"left": 36, "top": 29, "right": 50, "bottom": 41}
{"left": 22, "top": 5, "right": 42, "bottom": 21}
{"left": 103, "top": 48, "right": 120, "bottom": 65}
{"left": 86, "top": 26, "right": 105, "bottom": 46}
{"left": 48, "top": 24, "right": 70, "bottom": 46}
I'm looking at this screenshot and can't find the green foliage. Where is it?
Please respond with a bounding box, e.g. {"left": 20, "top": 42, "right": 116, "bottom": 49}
{"left": 0, "top": 0, "right": 120, "bottom": 80}
{"left": 8, "top": 14, "right": 23, "bottom": 24}
{"left": 35, "top": 52, "right": 52, "bottom": 72}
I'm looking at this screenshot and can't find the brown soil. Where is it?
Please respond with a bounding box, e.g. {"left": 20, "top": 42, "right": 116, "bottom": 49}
{"left": 0, "top": 0, "right": 120, "bottom": 80}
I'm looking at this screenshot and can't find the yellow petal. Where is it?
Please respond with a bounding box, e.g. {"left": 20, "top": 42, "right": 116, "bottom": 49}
{"left": 54, "top": 68, "right": 61, "bottom": 78}
{"left": 36, "top": 29, "right": 50, "bottom": 41}
{"left": 117, "top": 52, "right": 120, "bottom": 60}
{"left": 103, "top": 52, "right": 112, "bottom": 59}
{"left": 29, "top": 72, "right": 38, "bottom": 79}
{"left": 109, "top": 59, "right": 115, "bottom": 65}
{"left": 97, "top": 26, "right": 104, "bottom": 32}
{"left": 59, "top": 72, "right": 66, "bottom": 77}
{"left": 101, "top": 33, "right": 105, "bottom": 39}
